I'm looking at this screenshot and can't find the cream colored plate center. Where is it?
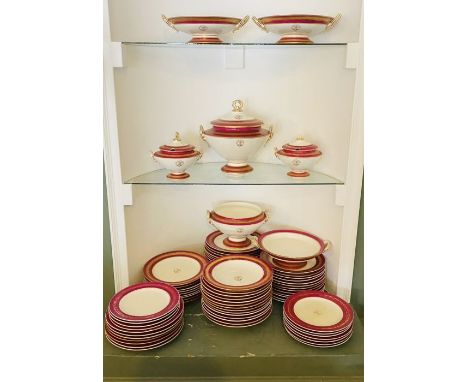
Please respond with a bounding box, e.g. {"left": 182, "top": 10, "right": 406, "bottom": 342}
{"left": 152, "top": 256, "right": 201, "bottom": 283}
{"left": 262, "top": 232, "right": 321, "bottom": 259}
{"left": 293, "top": 297, "right": 343, "bottom": 326}
{"left": 119, "top": 288, "right": 171, "bottom": 316}
{"left": 214, "top": 202, "right": 262, "bottom": 219}
{"left": 211, "top": 259, "right": 264, "bottom": 286}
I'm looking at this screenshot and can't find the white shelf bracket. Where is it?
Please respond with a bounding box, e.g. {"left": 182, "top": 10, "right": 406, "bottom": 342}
{"left": 111, "top": 42, "right": 124, "bottom": 68}
{"left": 335, "top": 185, "right": 346, "bottom": 206}
{"left": 121, "top": 184, "right": 133, "bottom": 206}
{"left": 345, "top": 42, "right": 359, "bottom": 69}
{"left": 224, "top": 46, "right": 245, "bottom": 69}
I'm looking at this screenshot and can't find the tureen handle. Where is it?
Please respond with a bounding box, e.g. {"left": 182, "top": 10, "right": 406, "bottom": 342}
{"left": 273, "top": 147, "right": 279, "bottom": 159}
{"left": 252, "top": 16, "right": 268, "bottom": 33}
{"left": 199, "top": 125, "right": 206, "bottom": 141}
{"left": 150, "top": 151, "right": 157, "bottom": 161}
{"left": 264, "top": 126, "right": 274, "bottom": 146}
{"left": 162, "top": 15, "right": 179, "bottom": 32}
{"left": 206, "top": 210, "right": 215, "bottom": 226}
{"left": 323, "top": 240, "right": 332, "bottom": 252}
{"left": 197, "top": 152, "right": 203, "bottom": 160}
{"left": 325, "top": 13, "right": 342, "bottom": 32}
{"left": 233, "top": 15, "right": 250, "bottom": 32}
{"left": 250, "top": 235, "right": 259, "bottom": 248}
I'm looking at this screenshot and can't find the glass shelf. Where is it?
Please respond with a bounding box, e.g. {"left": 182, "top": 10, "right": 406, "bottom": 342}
{"left": 122, "top": 41, "right": 347, "bottom": 47}
{"left": 125, "top": 162, "right": 343, "bottom": 185}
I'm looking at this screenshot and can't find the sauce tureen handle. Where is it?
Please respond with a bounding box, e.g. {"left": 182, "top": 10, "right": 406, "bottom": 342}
{"left": 161, "top": 15, "right": 179, "bottom": 32}
{"left": 325, "top": 13, "right": 342, "bottom": 32}
{"left": 233, "top": 16, "right": 250, "bottom": 32}
{"left": 252, "top": 16, "right": 268, "bottom": 33}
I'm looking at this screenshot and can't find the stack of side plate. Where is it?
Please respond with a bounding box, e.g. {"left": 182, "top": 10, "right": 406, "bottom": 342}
{"left": 261, "top": 252, "right": 326, "bottom": 302}
{"left": 283, "top": 291, "right": 354, "bottom": 348}
{"left": 143, "top": 251, "right": 207, "bottom": 303}
{"left": 204, "top": 230, "right": 260, "bottom": 262}
{"left": 201, "top": 255, "right": 273, "bottom": 328}
{"left": 105, "top": 282, "right": 184, "bottom": 351}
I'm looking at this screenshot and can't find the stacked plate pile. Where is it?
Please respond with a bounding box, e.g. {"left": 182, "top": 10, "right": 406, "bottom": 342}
{"left": 258, "top": 229, "right": 330, "bottom": 302}
{"left": 204, "top": 230, "right": 260, "bottom": 262}
{"left": 283, "top": 290, "right": 354, "bottom": 348}
{"left": 201, "top": 255, "right": 273, "bottom": 327}
{"left": 105, "top": 282, "right": 184, "bottom": 351}
{"left": 261, "top": 252, "right": 326, "bottom": 302}
{"left": 143, "top": 251, "right": 207, "bottom": 303}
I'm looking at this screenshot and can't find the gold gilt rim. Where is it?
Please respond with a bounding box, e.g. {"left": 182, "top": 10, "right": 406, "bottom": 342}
{"left": 259, "top": 15, "right": 333, "bottom": 25}
{"left": 168, "top": 16, "right": 242, "bottom": 25}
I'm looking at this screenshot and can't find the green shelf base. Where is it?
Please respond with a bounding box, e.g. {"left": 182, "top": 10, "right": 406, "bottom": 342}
{"left": 104, "top": 301, "right": 363, "bottom": 381}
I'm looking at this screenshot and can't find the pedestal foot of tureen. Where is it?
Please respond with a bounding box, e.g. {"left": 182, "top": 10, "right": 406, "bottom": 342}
{"left": 277, "top": 35, "right": 313, "bottom": 44}
{"left": 167, "top": 172, "right": 190, "bottom": 180}
{"left": 272, "top": 258, "right": 308, "bottom": 270}
{"left": 222, "top": 164, "right": 253, "bottom": 174}
{"left": 223, "top": 237, "right": 252, "bottom": 248}
{"left": 189, "top": 35, "right": 223, "bottom": 44}
{"left": 287, "top": 170, "right": 310, "bottom": 177}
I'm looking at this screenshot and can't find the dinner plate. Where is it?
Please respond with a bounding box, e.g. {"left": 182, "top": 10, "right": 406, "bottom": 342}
{"left": 284, "top": 291, "right": 354, "bottom": 333}
{"left": 203, "top": 256, "right": 272, "bottom": 291}
{"left": 144, "top": 251, "right": 206, "bottom": 285}
{"left": 202, "top": 305, "right": 273, "bottom": 328}
{"left": 108, "top": 282, "right": 180, "bottom": 323}
{"left": 105, "top": 322, "right": 184, "bottom": 351}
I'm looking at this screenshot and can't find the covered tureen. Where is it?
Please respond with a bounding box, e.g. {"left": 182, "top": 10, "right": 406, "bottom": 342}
{"left": 275, "top": 137, "right": 322, "bottom": 177}
{"left": 200, "top": 99, "right": 273, "bottom": 174}
{"left": 152, "top": 132, "right": 202, "bottom": 179}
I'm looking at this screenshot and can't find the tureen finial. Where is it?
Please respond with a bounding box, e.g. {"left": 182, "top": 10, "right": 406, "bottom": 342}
{"left": 232, "top": 99, "right": 244, "bottom": 112}
{"left": 297, "top": 136, "right": 304, "bottom": 141}
{"left": 174, "top": 132, "right": 181, "bottom": 141}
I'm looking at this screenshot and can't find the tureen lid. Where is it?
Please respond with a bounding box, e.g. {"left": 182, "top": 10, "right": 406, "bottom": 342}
{"left": 282, "top": 136, "right": 318, "bottom": 151}
{"left": 159, "top": 132, "right": 195, "bottom": 151}
{"left": 211, "top": 99, "right": 263, "bottom": 127}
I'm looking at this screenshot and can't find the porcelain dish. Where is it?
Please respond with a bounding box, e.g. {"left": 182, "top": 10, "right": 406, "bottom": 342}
{"left": 261, "top": 252, "right": 326, "bottom": 302}
{"left": 105, "top": 282, "right": 184, "bottom": 350}
{"left": 152, "top": 132, "right": 202, "bottom": 179}
{"left": 204, "top": 230, "right": 260, "bottom": 262}
{"left": 201, "top": 255, "right": 273, "bottom": 327}
{"left": 258, "top": 229, "right": 330, "bottom": 267}
{"left": 208, "top": 201, "right": 267, "bottom": 248}
{"left": 275, "top": 137, "right": 322, "bottom": 177}
{"left": 252, "top": 14, "right": 341, "bottom": 44}
{"left": 200, "top": 100, "right": 273, "bottom": 174}
{"left": 162, "top": 15, "right": 249, "bottom": 44}
{"left": 143, "top": 251, "right": 207, "bottom": 303}
{"left": 282, "top": 291, "right": 354, "bottom": 347}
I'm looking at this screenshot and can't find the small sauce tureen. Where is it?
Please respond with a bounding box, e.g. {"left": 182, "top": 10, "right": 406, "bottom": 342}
{"left": 152, "top": 132, "right": 202, "bottom": 179}
{"left": 275, "top": 137, "right": 322, "bottom": 177}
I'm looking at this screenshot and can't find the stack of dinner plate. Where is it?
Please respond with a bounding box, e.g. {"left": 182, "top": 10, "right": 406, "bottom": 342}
{"left": 143, "top": 251, "right": 207, "bottom": 303}
{"left": 204, "top": 230, "right": 260, "bottom": 262}
{"left": 283, "top": 291, "right": 354, "bottom": 348}
{"left": 201, "top": 255, "right": 273, "bottom": 327}
{"left": 258, "top": 229, "right": 330, "bottom": 302}
{"left": 261, "top": 252, "right": 326, "bottom": 302}
{"left": 105, "top": 282, "right": 184, "bottom": 351}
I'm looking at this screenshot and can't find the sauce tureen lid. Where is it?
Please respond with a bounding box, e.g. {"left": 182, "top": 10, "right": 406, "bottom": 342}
{"left": 159, "top": 132, "right": 195, "bottom": 152}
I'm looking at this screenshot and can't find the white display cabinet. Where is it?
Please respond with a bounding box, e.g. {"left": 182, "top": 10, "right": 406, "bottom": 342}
{"left": 104, "top": 0, "right": 363, "bottom": 302}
